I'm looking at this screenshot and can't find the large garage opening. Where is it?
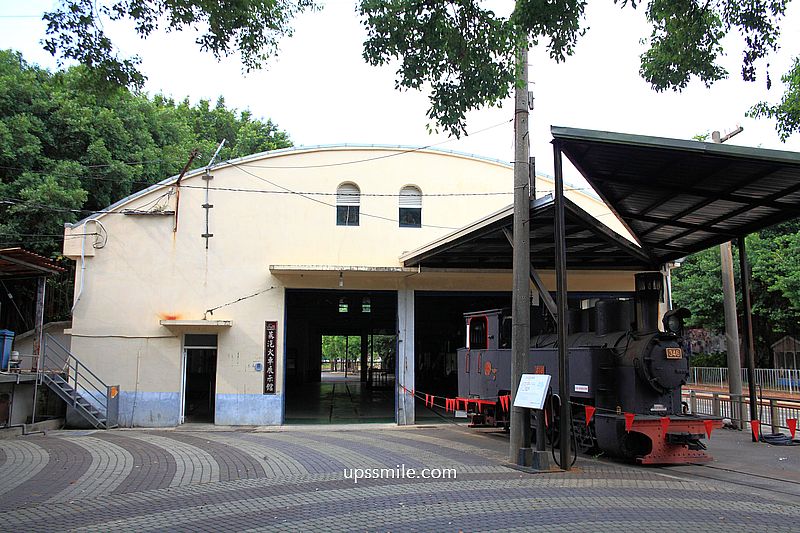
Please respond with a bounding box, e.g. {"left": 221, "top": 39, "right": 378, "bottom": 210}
{"left": 285, "top": 289, "right": 397, "bottom": 424}
{"left": 414, "top": 292, "right": 512, "bottom": 421}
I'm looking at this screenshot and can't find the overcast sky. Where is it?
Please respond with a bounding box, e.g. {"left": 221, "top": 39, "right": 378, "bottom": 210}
{"left": 1, "top": 1, "right": 798, "bottom": 186}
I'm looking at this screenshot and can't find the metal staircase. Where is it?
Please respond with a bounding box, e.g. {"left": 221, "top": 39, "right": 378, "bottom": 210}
{"left": 39, "top": 334, "right": 119, "bottom": 429}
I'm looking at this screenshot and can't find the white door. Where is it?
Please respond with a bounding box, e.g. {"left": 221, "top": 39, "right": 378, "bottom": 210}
{"left": 179, "top": 348, "right": 187, "bottom": 424}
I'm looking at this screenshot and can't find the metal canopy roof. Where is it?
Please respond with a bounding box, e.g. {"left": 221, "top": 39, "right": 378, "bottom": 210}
{"left": 0, "top": 248, "right": 65, "bottom": 279}
{"left": 551, "top": 126, "right": 800, "bottom": 264}
{"left": 401, "top": 195, "right": 656, "bottom": 270}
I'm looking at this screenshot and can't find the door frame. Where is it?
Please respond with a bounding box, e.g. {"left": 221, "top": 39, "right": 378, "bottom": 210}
{"left": 179, "top": 341, "right": 219, "bottom": 424}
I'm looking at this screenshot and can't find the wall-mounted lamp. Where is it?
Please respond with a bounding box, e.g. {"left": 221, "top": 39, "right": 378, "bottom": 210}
{"left": 339, "top": 271, "right": 344, "bottom": 288}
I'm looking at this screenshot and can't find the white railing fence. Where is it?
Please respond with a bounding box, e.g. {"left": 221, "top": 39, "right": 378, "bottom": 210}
{"left": 688, "top": 367, "right": 800, "bottom": 395}
{"left": 682, "top": 388, "right": 800, "bottom": 434}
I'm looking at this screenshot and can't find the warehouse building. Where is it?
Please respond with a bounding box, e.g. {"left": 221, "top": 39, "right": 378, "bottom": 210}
{"left": 61, "top": 145, "right": 639, "bottom": 427}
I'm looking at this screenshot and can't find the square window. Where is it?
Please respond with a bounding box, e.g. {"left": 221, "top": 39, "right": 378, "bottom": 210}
{"left": 399, "top": 207, "right": 421, "bottom": 228}
{"left": 337, "top": 206, "right": 359, "bottom": 226}
{"left": 338, "top": 298, "right": 349, "bottom": 313}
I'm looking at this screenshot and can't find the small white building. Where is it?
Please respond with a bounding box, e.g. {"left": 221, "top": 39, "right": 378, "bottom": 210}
{"left": 62, "top": 145, "right": 637, "bottom": 427}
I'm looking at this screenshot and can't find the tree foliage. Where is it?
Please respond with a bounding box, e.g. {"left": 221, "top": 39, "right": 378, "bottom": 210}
{"left": 39, "top": 0, "right": 797, "bottom": 139}
{"left": 359, "top": 0, "right": 793, "bottom": 137}
{"left": 42, "top": 0, "right": 319, "bottom": 87}
{"left": 0, "top": 49, "right": 293, "bottom": 258}
{"left": 748, "top": 58, "right": 800, "bottom": 141}
{"left": 671, "top": 221, "right": 800, "bottom": 361}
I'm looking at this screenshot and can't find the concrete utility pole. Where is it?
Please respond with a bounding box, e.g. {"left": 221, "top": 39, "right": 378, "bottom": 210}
{"left": 712, "top": 127, "right": 744, "bottom": 429}
{"left": 510, "top": 47, "right": 531, "bottom": 464}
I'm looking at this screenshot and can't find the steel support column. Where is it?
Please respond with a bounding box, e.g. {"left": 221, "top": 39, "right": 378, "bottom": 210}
{"left": 397, "top": 289, "right": 415, "bottom": 426}
{"left": 737, "top": 237, "right": 759, "bottom": 439}
{"left": 553, "top": 141, "right": 571, "bottom": 470}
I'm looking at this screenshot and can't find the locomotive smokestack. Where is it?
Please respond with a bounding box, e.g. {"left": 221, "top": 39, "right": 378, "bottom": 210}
{"left": 635, "top": 272, "right": 664, "bottom": 333}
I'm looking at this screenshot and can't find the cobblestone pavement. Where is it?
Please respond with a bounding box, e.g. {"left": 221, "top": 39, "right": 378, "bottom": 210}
{"left": 1, "top": 424, "right": 798, "bottom": 532}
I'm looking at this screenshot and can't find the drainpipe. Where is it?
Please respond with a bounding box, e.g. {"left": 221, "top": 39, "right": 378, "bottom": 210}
{"left": 72, "top": 220, "right": 106, "bottom": 313}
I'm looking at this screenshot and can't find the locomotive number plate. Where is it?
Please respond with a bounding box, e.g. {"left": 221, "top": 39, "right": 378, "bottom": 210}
{"left": 665, "top": 347, "right": 683, "bottom": 359}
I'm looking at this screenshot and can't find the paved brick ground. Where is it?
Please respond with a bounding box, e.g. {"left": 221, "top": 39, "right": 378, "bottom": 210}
{"left": 1, "top": 424, "right": 798, "bottom": 532}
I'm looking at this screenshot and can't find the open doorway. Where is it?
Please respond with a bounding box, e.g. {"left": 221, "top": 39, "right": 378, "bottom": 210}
{"left": 321, "top": 335, "right": 362, "bottom": 383}
{"left": 285, "top": 289, "right": 397, "bottom": 423}
{"left": 182, "top": 334, "right": 218, "bottom": 423}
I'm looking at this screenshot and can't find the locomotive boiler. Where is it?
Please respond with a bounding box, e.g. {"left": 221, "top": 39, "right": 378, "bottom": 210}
{"left": 456, "top": 272, "right": 722, "bottom": 464}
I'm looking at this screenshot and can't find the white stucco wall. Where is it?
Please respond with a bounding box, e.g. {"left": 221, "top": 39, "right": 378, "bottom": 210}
{"left": 62, "top": 145, "right": 636, "bottom": 427}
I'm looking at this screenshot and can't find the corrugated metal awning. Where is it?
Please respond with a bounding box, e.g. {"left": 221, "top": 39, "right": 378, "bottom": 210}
{"left": 401, "top": 195, "right": 655, "bottom": 270}
{"left": 551, "top": 126, "right": 800, "bottom": 264}
{"left": 0, "top": 248, "right": 66, "bottom": 279}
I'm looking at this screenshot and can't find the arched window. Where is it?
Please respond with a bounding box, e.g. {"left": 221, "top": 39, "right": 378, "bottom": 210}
{"left": 336, "top": 182, "right": 360, "bottom": 226}
{"left": 399, "top": 185, "right": 421, "bottom": 228}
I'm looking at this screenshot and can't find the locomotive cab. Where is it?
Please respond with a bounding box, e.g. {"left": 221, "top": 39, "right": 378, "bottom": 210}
{"left": 455, "top": 272, "right": 722, "bottom": 465}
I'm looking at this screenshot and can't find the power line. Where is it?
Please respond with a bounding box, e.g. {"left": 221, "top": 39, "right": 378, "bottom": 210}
{"left": 0, "top": 198, "right": 130, "bottom": 216}
{"left": 176, "top": 184, "right": 513, "bottom": 197}
{"left": 0, "top": 233, "right": 98, "bottom": 238}
{"left": 0, "top": 158, "right": 180, "bottom": 173}
{"left": 232, "top": 119, "right": 513, "bottom": 170}
{"left": 0, "top": 120, "right": 512, "bottom": 183}
{"left": 226, "top": 161, "right": 461, "bottom": 230}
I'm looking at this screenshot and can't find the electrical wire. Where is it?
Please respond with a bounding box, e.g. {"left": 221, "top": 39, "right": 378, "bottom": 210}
{"left": 227, "top": 161, "right": 462, "bottom": 230}
{"left": 548, "top": 394, "right": 578, "bottom": 468}
{"left": 0, "top": 119, "right": 512, "bottom": 185}
{"left": 204, "top": 286, "right": 275, "bottom": 319}
{"left": 0, "top": 280, "right": 31, "bottom": 330}
{"left": 230, "top": 119, "right": 514, "bottom": 170}
{"left": 176, "top": 184, "right": 514, "bottom": 197}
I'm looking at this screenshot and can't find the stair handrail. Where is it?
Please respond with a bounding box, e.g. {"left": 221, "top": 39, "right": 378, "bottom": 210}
{"left": 42, "top": 334, "right": 109, "bottom": 415}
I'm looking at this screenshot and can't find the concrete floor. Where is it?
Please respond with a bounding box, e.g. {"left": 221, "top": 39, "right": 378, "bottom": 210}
{"left": 1, "top": 425, "right": 798, "bottom": 531}
{"left": 285, "top": 377, "right": 396, "bottom": 424}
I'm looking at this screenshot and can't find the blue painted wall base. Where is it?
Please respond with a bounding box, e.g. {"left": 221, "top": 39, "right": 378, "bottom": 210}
{"left": 118, "top": 391, "right": 180, "bottom": 427}
{"left": 215, "top": 393, "right": 283, "bottom": 425}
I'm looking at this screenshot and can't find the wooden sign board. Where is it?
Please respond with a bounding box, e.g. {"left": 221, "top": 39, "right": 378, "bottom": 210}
{"left": 264, "top": 321, "right": 277, "bottom": 394}
{"left": 513, "top": 373, "right": 551, "bottom": 410}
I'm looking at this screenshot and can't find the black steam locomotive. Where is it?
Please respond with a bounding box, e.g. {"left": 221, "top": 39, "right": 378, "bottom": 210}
{"left": 457, "top": 272, "right": 721, "bottom": 464}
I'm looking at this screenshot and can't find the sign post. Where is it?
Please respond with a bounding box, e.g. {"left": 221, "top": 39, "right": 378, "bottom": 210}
{"left": 513, "top": 374, "right": 551, "bottom": 470}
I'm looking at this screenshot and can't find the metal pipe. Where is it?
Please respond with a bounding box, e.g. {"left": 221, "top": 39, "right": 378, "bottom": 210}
{"left": 737, "top": 236, "right": 759, "bottom": 439}
{"left": 71, "top": 219, "right": 106, "bottom": 313}
{"left": 71, "top": 220, "right": 89, "bottom": 312}
{"left": 553, "top": 140, "right": 571, "bottom": 470}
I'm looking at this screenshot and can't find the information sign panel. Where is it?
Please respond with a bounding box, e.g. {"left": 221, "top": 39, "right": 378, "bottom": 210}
{"left": 513, "top": 373, "right": 551, "bottom": 410}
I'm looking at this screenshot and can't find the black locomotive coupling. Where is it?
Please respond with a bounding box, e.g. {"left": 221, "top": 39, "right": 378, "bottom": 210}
{"left": 666, "top": 432, "right": 707, "bottom": 450}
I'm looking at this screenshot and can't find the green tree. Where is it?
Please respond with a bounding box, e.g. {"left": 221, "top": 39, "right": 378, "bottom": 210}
{"left": 0, "top": 49, "right": 293, "bottom": 329}
{"left": 359, "top": 0, "right": 792, "bottom": 137}
{"left": 40, "top": 0, "right": 798, "bottom": 140}
{"left": 672, "top": 222, "right": 800, "bottom": 364}
{"left": 0, "top": 49, "right": 292, "bottom": 255}
{"left": 42, "top": 0, "right": 319, "bottom": 87}
{"left": 748, "top": 58, "right": 800, "bottom": 141}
